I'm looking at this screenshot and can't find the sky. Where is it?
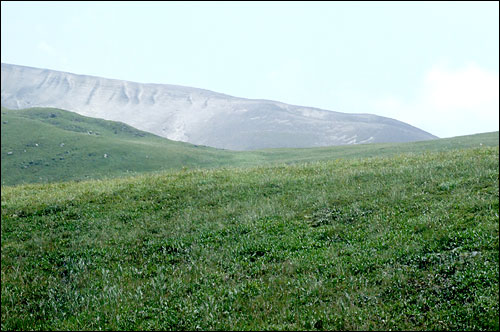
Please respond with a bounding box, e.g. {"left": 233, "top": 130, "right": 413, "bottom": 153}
{"left": 1, "top": 1, "right": 499, "bottom": 138}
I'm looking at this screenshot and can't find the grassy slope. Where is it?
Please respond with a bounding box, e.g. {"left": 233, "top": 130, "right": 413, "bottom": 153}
{"left": 245, "top": 130, "right": 499, "bottom": 164}
{"left": 1, "top": 106, "right": 241, "bottom": 186}
{"left": 1, "top": 146, "right": 498, "bottom": 330}
{"left": 2, "top": 106, "right": 499, "bottom": 186}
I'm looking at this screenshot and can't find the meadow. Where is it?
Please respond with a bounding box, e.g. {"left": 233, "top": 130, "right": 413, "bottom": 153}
{"left": 1, "top": 143, "right": 498, "bottom": 330}
{"left": 2, "top": 106, "right": 499, "bottom": 186}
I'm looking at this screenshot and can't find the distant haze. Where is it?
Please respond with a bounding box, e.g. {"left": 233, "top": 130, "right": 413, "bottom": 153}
{"left": 1, "top": 63, "right": 437, "bottom": 150}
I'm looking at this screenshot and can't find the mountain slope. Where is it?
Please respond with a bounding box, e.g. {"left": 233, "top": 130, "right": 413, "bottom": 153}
{"left": 1, "top": 63, "right": 437, "bottom": 150}
{"left": 0, "top": 106, "right": 240, "bottom": 185}
{"left": 1, "top": 106, "right": 497, "bottom": 186}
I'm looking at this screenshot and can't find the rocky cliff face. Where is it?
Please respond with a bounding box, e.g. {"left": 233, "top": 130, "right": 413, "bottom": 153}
{"left": 1, "top": 63, "right": 437, "bottom": 150}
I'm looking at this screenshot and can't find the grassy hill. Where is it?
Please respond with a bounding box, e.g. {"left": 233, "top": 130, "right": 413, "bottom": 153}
{"left": 0, "top": 106, "right": 240, "bottom": 186}
{"left": 2, "top": 106, "right": 499, "bottom": 186}
{"left": 1, "top": 144, "right": 498, "bottom": 330}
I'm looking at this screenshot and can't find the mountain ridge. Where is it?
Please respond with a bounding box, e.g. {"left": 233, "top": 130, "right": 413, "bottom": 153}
{"left": 1, "top": 62, "right": 437, "bottom": 150}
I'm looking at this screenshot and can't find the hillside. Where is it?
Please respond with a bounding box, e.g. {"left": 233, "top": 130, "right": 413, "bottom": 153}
{"left": 0, "top": 106, "right": 237, "bottom": 186}
{"left": 1, "top": 106, "right": 498, "bottom": 186}
{"left": 1, "top": 63, "right": 437, "bottom": 150}
{"left": 1, "top": 108, "right": 499, "bottom": 185}
{"left": 1, "top": 146, "right": 498, "bottom": 330}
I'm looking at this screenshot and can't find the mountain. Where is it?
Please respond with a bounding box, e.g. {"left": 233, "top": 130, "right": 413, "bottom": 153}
{"left": 1, "top": 63, "right": 437, "bottom": 150}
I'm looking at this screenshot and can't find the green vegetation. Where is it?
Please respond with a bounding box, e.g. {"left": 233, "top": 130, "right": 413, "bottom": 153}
{"left": 2, "top": 106, "right": 499, "bottom": 186}
{"left": 0, "top": 106, "right": 239, "bottom": 186}
{"left": 2, "top": 145, "right": 498, "bottom": 330}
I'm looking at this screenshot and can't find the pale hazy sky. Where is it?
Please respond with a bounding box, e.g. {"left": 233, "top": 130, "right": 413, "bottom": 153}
{"left": 1, "top": 1, "right": 499, "bottom": 138}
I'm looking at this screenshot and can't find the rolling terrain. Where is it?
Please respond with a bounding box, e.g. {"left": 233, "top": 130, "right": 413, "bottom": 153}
{"left": 1, "top": 63, "right": 437, "bottom": 150}
{"left": 1, "top": 106, "right": 498, "bottom": 186}
{"left": 1, "top": 106, "right": 498, "bottom": 329}
{"left": 1, "top": 142, "right": 498, "bottom": 330}
{"left": 1, "top": 106, "right": 238, "bottom": 186}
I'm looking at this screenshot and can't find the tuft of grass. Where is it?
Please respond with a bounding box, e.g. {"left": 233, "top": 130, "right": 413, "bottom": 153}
{"left": 2, "top": 146, "right": 498, "bottom": 330}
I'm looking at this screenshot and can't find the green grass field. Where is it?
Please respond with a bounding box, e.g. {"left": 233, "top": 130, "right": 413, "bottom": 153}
{"left": 1, "top": 143, "right": 498, "bottom": 330}
{"left": 2, "top": 106, "right": 499, "bottom": 186}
